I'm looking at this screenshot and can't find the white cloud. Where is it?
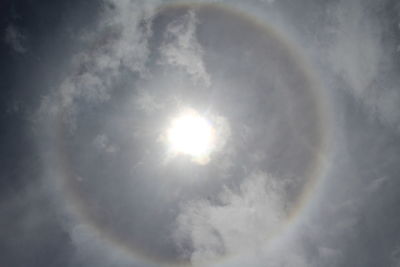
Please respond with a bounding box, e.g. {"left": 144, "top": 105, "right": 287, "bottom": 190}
{"left": 173, "top": 172, "right": 287, "bottom": 265}
{"left": 159, "top": 10, "right": 211, "bottom": 87}
{"left": 39, "top": 0, "right": 160, "bottom": 129}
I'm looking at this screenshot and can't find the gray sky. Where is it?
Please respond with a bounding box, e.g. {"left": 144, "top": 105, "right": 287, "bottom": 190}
{"left": 1, "top": 0, "right": 400, "bottom": 266}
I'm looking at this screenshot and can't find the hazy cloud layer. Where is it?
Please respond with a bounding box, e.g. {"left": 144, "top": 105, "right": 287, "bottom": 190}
{"left": 39, "top": 0, "right": 400, "bottom": 265}
{"left": 325, "top": 0, "right": 400, "bottom": 131}
{"left": 2, "top": 0, "right": 400, "bottom": 266}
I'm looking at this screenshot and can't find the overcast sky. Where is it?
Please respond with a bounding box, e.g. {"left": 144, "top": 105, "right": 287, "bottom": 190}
{"left": 1, "top": 0, "right": 400, "bottom": 267}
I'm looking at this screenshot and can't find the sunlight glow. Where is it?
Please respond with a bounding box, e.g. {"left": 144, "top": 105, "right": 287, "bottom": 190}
{"left": 167, "top": 109, "right": 215, "bottom": 164}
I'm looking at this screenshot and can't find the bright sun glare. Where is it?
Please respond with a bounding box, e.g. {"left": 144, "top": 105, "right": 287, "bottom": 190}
{"left": 167, "top": 109, "right": 215, "bottom": 163}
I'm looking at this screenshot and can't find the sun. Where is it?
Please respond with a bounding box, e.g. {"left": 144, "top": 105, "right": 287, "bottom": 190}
{"left": 166, "top": 109, "right": 215, "bottom": 164}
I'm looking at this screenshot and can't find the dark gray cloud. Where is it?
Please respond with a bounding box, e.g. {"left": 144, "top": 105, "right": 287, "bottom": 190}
{"left": 4, "top": 24, "right": 27, "bottom": 53}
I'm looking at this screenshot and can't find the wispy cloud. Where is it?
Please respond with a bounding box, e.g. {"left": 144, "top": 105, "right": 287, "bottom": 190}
{"left": 39, "top": 0, "right": 160, "bottom": 129}
{"left": 93, "top": 134, "right": 118, "bottom": 154}
{"left": 326, "top": 0, "right": 400, "bottom": 131}
{"left": 159, "top": 10, "right": 211, "bottom": 87}
{"left": 4, "top": 24, "right": 27, "bottom": 53}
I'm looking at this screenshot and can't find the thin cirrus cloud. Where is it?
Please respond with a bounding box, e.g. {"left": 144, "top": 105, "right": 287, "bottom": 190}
{"left": 159, "top": 9, "right": 211, "bottom": 87}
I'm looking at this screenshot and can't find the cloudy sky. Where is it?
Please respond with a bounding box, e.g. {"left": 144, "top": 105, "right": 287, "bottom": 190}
{"left": 1, "top": 0, "right": 400, "bottom": 266}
